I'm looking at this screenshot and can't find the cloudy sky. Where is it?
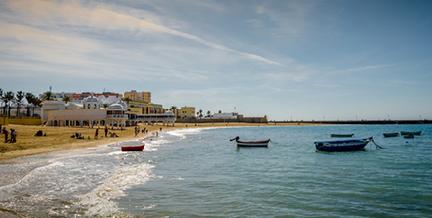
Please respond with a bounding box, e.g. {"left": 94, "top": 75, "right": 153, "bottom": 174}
{"left": 0, "top": 0, "right": 431, "bottom": 120}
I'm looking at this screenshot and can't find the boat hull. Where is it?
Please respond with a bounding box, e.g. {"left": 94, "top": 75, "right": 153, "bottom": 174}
{"left": 121, "top": 145, "right": 144, "bottom": 151}
{"left": 331, "top": 134, "right": 354, "bottom": 138}
{"left": 401, "top": 131, "right": 421, "bottom": 136}
{"left": 315, "top": 139, "right": 370, "bottom": 152}
{"left": 383, "top": 133, "right": 399, "bottom": 138}
{"left": 236, "top": 139, "right": 270, "bottom": 147}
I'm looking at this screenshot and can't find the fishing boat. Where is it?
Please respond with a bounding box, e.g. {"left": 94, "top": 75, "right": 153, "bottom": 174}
{"left": 230, "top": 136, "right": 270, "bottom": 147}
{"left": 330, "top": 134, "right": 354, "bottom": 138}
{"left": 315, "top": 137, "right": 375, "bottom": 152}
{"left": 121, "top": 145, "right": 145, "bottom": 151}
{"left": 403, "top": 134, "right": 414, "bottom": 139}
{"left": 383, "top": 132, "right": 399, "bottom": 138}
{"left": 401, "top": 131, "right": 421, "bottom": 136}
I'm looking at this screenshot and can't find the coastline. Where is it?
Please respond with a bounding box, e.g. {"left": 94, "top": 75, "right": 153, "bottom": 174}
{"left": 0, "top": 122, "right": 312, "bottom": 162}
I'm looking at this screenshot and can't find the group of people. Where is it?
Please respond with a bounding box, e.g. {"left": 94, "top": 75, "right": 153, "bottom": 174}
{"left": 94, "top": 125, "right": 119, "bottom": 139}
{"left": 134, "top": 126, "right": 149, "bottom": 137}
{"left": 1, "top": 125, "right": 17, "bottom": 143}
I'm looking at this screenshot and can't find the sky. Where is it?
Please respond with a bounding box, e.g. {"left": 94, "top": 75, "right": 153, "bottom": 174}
{"left": 0, "top": 0, "right": 431, "bottom": 120}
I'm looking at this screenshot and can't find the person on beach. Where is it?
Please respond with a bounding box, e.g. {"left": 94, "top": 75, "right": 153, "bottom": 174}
{"left": 95, "top": 128, "right": 99, "bottom": 139}
{"left": 104, "top": 125, "right": 108, "bottom": 137}
{"left": 2, "top": 127, "right": 9, "bottom": 143}
{"left": 10, "top": 129, "right": 16, "bottom": 143}
{"left": 160, "top": 127, "right": 162, "bottom": 132}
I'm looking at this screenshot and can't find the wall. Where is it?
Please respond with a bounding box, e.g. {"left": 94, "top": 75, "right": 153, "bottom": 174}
{"left": 0, "top": 117, "right": 42, "bottom": 125}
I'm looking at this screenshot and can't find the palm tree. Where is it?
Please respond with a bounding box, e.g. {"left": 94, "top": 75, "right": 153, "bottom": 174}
{"left": 0, "top": 88, "right": 4, "bottom": 116}
{"left": 25, "top": 92, "right": 35, "bottom": 116}
{"left": 42, "top": 91, "right": 53, "bottom": 101}
{"left": 198, "top": 109, "right": 203, "bottom": 118}
{"left": 63, "top": 96, "right": 71, "bottom": 103}
{"left": 15, "top": 91, "right": 25, "bottom": 117}
{"left": 4, "top": 91, "right": 15, "bottom": 117}
{"left": 206, "top": 110, "right": 211, "bottom": 118}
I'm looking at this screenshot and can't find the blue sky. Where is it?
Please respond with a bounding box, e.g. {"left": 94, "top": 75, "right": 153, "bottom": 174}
{"left": 0, "top": 0, "right": 431, "bottom": 120}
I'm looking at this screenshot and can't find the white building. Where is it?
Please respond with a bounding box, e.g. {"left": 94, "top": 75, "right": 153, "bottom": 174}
{"left": 42, "top": 97, "right": 128, "bottom": 127}
{"left": 211, "top": 112, "right": 239, "bottom": 119}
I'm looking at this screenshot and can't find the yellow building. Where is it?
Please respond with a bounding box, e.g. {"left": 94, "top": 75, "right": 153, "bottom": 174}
{"left": 176, "top": 106, "right": 196, "bottom": 119}
{"left": 123, "top": 90, "right": 151, "bottom": 103}
{"left": 128, "top": 102, "right": 165, "bottom": 115}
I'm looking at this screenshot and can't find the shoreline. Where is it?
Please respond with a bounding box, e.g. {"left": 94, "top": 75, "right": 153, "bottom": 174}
{"left": 0, "top": 122, "right": 311, "bottom": 162}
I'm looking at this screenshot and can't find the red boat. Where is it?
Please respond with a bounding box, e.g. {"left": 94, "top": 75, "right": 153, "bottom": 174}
{"left": 121, "top": 145, "right": 145, "bottom": 151}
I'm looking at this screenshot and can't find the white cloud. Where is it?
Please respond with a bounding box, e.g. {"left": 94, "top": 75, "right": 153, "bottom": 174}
{"left": 5, "top": 0, "right": 280, "bottom": 65}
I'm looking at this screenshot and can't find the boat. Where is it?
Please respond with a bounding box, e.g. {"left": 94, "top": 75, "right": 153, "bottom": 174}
{"left": 315, "top": 137, "right": 373, "bottom": 152}
{"left": 403, "top": 134, "right": 414, "bottom": 139}
{"left": 383, "top": 132, "right": 399, "bottom": 138}
{"left": 401, "top": 131, "right": 421, "bottom": 136}
{"left": 330, "top": 134, "right": 354, "bottom": 138}
{"left": 230, "top": 136, "right": 270, "bottom": 147}
{"left": 121, "top": 145, "right": 145, "bottom": 151}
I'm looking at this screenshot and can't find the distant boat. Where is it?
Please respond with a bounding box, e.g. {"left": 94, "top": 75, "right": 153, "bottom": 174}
{"left": 331, "top": 134, "right": 354, "bottom": 138}
{"left": 401, "top": 131, "right": 421, "bottom": 136}
{"left": 383, "top": 132, "right": 399, "bottom": 138}
{"left": 315, "top": 137, "right": 373, "bottom": 152}
{"left": 121, "top": 145, "right": 145, "bottom": 151}
{"left": 230, "top": 136, "right": 270, "bottom": 147}
{"left": 403, "top": 134, "right": 415, "bottom": 139}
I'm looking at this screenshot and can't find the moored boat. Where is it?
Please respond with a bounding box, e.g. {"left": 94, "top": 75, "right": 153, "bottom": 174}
{"left": 121, "top": 145, "right": 145, "bottom": 151}
{"left": 383, "top": 132, "right": 399, "bottom": 138}
{"left": 315, "top": 137, "right": 373, "bottom": 152}
{"left": 330, "top": 134, "right": 354, "bottom": 138}
{"left": 401, "top": 131, "right": 421, "bottom": 136}
{"left": 230, "top": 136, "right": 270, "bottom": 147}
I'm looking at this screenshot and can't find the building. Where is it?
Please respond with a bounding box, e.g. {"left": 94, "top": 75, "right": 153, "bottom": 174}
{"left": 123, "top": 90, "right": 151, "bottom": 103}
{"left": 128, "top": 111, "right": 176, "bottom": 125}
{"left": 128, "top": 102, "right": 165, "bottom": 114}
{"left": 176, "top": 106, "right": 196, "bottom": 119}
{"left": 41, "top": 96, "right": 128, "bottom": 127}
{"left": 212, "top": 112, "right": 239, "bottom": 119}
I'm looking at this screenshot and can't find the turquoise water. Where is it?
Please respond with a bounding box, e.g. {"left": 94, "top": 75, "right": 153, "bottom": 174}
{"left": 0, "top": 125, "right": 431, "bottom": 217}
{"left": 119, "top": 125, "right": 432, "bottom": 217}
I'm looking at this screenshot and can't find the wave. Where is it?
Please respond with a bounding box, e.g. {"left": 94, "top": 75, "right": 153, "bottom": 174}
{"left": 78, "top": 163, "right": 154, "bottom": 217}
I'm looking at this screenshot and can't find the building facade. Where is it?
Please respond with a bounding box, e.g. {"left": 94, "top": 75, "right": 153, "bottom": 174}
{"left": 123, "top": 90, "right": 151, "bottom": 103}
{"left": 41, "top": 96, "right": 128, "bottom": 127}
{"left": 176, "top": 106, "right": 196, "bottom": 119}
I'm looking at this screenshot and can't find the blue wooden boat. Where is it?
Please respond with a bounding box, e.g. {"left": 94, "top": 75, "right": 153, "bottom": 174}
{"left": 315, "top": 137, "right": 374, "bottom": 152}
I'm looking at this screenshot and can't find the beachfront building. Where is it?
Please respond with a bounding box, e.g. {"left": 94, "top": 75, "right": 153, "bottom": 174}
{"left": 123, "top": 90, "right": 151, "bottom": 104}
{"left": 41, "top": 96, "right": 128, "bottom": 127}
{"left": 212, "top": 112, "right": 239, "bottom": 119}
{"left": 176, "top": 106, "right": 196, "bottom": 119}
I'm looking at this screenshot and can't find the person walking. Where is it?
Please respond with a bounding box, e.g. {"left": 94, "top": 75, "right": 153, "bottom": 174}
{"left": 10, "top": 129, "right": 16, "bottom": 143}
{"left": 104, "top": 125, "right": 108, "bottom": 137}
{"left": 95, "top": 128, "right": 99, "bottom": 139}
{"left": 2, "top": 127, "right": 9, "bottom": 143}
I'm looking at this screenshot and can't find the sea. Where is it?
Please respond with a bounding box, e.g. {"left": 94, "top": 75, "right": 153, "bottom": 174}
{"left": 0, "top": 125, "right": 431, "bottom": 217}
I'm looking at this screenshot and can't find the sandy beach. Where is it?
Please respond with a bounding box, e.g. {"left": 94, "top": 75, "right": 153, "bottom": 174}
{"left": 0, "top": 122, "right": 311, "bottom": 162}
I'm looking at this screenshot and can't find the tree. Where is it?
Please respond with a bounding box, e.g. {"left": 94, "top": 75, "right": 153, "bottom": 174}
{"left": 0, "top": 88, "right": 3, "bottom": 116}
{"left": 206, "top": 110, "right": 211, "bottom": 117}
{"left": 63, "top": 95, "right": 71, "bottom": 103}
{"left": 15, "top": 91, "right": 25, "bottom": 117}
{"left": 198, "top": 109, "right": 203, "bottom": 118}
{"left": 42, "top": 91, "right": 53, "bottom": 101}
{"left": 4, "top": 91, "right": 15, "bottom": 117}
{"left": 25, "top": 92, "right": 35, "bottom": 116}
{"left": 218, "top": 110, "right": 222, "bottom": 114}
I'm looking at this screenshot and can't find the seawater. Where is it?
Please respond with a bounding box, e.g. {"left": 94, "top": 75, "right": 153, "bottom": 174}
{"left": 1, "top": 125, "right": 432, "bottom": 217}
